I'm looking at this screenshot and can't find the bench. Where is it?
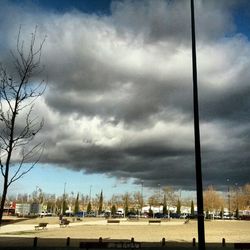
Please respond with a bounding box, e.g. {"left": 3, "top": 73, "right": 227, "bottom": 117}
{"left": 234, "top": 243, "right": 250, "bottom": 250}
{"left": 148, "top": 219, "right": 161, "bottom": 224}
{"left": 60, "top": 219, "right": 70, "bottom": 227}
{"left": 35, "top": 222, "right": 48, "bottom": 230}
{"left": 107, "top": 219, "right": 120, "bottom": 223}
{"left": 79, "top": 242, "right": 109, "bottom": 249}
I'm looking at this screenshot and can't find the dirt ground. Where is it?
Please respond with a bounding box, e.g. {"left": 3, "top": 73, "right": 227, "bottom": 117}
{"left": 0, "top": 217, "right": 249, "bottom": 248}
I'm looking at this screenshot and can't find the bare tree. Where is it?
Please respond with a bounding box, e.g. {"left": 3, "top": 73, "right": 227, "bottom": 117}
{"left": 122, "top": 192, "right": 131, "bottom": 216}
{"left": 243, "top": 184, "right": 250, "bottom": 209}
{"left": 203, "top": 186, "right": 223, "bottom": 214}
{"left": 0, "top": 27, "right": 46, "bottom": 225}
{"left": 162, "top": 186, "right": 178, "bottom": 207}
{"left": 237, "top": 183, "right": 250, "bottom": 210}
{"left": 132, "top": 191, "right": 143, "bottom": 210}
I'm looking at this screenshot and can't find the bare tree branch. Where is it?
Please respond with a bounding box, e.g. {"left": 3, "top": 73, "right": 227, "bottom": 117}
{"left": 8, "top": 143, "right": 44, "bottom": 186}
{"left": 0, "top": 27, "right": 46, "bottom": 225}
{"left": 0, "top": 159, "right": 5, "bottom": 177}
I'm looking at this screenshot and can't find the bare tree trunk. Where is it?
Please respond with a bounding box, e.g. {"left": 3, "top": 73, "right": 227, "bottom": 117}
{"left": 0, "top": 86, "right": 17, "bottom": 226}
{"left": 0, "top": 182, "right": 8, "bottom": 226}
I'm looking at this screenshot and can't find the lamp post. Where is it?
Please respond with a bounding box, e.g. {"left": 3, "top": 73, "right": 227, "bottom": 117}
{"left": 158, "top": 184, "right": 161, "bottom": 213}
{"left": 227, "top": 179, "right": 230, "bottom": 216}
{"left": 61, "top": 182, "right": 66, "bottom": 215}
{"left": 89, "top": 185, "right": 92, "bottom": 203}
{"left": 190, "top": 0, "right": 205, "bottom": 249}
{"left": 141, "top": 181, "right": 144, "bottom": 210}
{"left": 235, "top": 183, "right": 239, "bottom": 219}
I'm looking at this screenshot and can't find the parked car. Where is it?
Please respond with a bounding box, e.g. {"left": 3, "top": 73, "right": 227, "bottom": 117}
{"left": 75, "top": 211, "right": 85, "bottom": 217}
{"left": 170, "top": 213, "right": 180, "bottom": 219}
{"left": 112, "top": 213, "right": 124, "bottom": 218}
{"left": 187, "top": 213, "right": 198, "bottom": 219}
{"left": 180, "top": 214, "right": 188, "bottom": 219}
{"left": 85, "top": 212, "right": 96, "bottom": 217}
{"left": 213, "top": 215, "right": 221, "bottom": 219}
{"left": 127, "top": 212, "right": 138, "bottom": 219}
{"left": 39, "top": 211, "right": 52, "bottom": 217}
{"left": 240, "top": 215, "right": 250, "bottom": 220}
{"left": 154, "top": 213, "right": 164, "bottom": 218}
{"left": 140, "top": 213, "right": 149, "bottom": 218}
{"left": 104, "top": 212, "right": 111, "bottom": 219}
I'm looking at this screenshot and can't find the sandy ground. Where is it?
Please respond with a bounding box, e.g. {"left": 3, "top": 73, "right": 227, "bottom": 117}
{"left": 0, "top": 216, "right": 249, "bottom": 248}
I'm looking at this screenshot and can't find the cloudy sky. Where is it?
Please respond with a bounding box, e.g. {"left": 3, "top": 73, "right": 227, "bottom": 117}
{"left": 1, "top": 0, "right": 250, "bottom": 198}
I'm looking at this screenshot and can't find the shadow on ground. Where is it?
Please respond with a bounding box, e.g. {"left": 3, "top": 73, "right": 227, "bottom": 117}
{"left": 0, "top": 236, "right": 237, "bottom": 249}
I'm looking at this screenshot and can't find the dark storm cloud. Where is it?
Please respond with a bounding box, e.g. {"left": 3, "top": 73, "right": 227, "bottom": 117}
{"left": 111, "top": 0, "right": 239, "bottom": 44}
{"left": 1, "top": 0, "right": 250, "bottom": 191}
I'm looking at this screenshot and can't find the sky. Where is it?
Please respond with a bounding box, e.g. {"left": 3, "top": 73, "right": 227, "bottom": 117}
{"left": 0, "top": 0, "right": 250, "bottom": 200}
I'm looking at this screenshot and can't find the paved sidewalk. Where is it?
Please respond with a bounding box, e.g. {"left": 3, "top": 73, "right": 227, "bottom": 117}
{"left": 0, "top": 219, "right": 184, "bottom": 234}
{"left": 0, "top": 220, "right": 104, "bottom": 234}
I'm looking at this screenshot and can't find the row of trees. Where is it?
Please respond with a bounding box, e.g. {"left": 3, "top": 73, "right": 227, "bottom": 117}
{"left": 203, "top": 185, "right": 250, "bottom": 215}
{"left": 4, "top": 184, "right": 250, "bottom": 216}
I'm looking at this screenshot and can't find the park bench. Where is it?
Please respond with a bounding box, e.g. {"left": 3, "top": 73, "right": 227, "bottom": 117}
{"left": 148, "top": 219, "right": 161, "bottom": 224}
{"left": 107, "top": 219, "right": 120, "bottom": 223}
{"left": 60, "top": 219, "right": 70, "bottom": 227}
{"left": 34, "top": 222, "right": 48, "bottom": 230}
{"left": 234, "top": 243, "right": 250, "bottom": 250}
{"left": 79, "top": 242, "right": 109, "bottom": 249}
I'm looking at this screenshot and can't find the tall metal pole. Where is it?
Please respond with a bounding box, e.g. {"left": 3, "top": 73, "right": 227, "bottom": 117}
{"left": 158, "top": 184, "right": 161, "bottom": 205}
{"left": 190, "top": 0, "right": 205, "bottom": 249}
{"left": 227, "top": 179, "right": 230, "bottom": 216}
{"left": 141, "top": 181, "right": 144, "bottom": 208}
{"left": 89, "top": 185, "right": 92, "bottom": 203}
{"left": 235, "top": 183, "right": 238, "bottom": 219}
{"left": 61, "top": 182, "right": 66, "bottom": 215}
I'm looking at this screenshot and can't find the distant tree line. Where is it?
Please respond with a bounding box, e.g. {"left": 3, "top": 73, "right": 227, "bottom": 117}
{"left": 3, "top": 184, "right": 250, "bottom": 216}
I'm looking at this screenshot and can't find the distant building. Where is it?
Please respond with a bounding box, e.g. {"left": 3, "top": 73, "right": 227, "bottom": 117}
{"left": 15, "top": 203, "right": 42, "bottom": 215}
{"left": 141, "top": 205, "right": 197, "bottom": 214}
{"left": 30, "top": 203, "right": 42, "bottom": 214}
{"left": 15, "top": 203, "right": 31, "bottom": 216}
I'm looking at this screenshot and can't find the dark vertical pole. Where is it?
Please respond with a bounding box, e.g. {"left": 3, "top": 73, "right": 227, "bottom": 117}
{"left": 190, "top": 0, "right": 205, "bottom": 249}
{"left": 227, "top": 179, "right": 231, "bottom": 216}
{"left": 192, "top": 238, "right": 196, "bottom": 247}
{"left": 33, "top": 237, "right": 38, "bottom": 247}
{"left": 222, "top": 238, "right": 226, "bottom": 247}
{"left": 162, "top": 238, "right": 166, "bottom": 247}
{"left": 66, "top": 237, "right": 70, "bottom": 246}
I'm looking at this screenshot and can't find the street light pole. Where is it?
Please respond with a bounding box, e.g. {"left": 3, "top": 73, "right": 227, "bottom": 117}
{"left": 229, "top": 190, "right": 230, "bottom": 216}
{"left": 89, "top": 185, "right": 92, "bottom": 203}
{"left": 227, "top": 179, "right": 230, "bottom": 216}
{"left": 190, "top": 0, "right": 205, "bottom": 249}
{"left": 141, "top": 181, "right": 144, "bottom": 208}
{"left": 62, "top": 182, "right": 66, "bottom": 215}
{"left": 235, "top": 183, "right": 239, "bottom": 219}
